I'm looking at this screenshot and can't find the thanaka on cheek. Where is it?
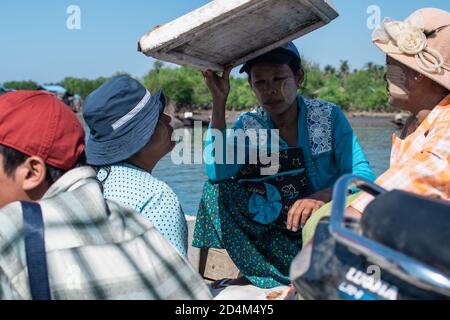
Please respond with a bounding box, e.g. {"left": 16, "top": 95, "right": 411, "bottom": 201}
{"left": 281, "top": 78, "right": 298, "bottom": 105}
{"left": 387, "top": 65, "right": 409, "bottom": 100}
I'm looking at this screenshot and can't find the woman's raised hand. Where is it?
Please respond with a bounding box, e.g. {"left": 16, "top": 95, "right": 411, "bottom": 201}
{"left": 202, "top": 65, "right": 233, "bottom": 130}
{"left": 202, "top": 65, "right": 233, "bottom": 104}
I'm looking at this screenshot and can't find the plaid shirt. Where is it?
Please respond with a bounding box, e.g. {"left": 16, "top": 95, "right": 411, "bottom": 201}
{"left": 0, "top": 167, "right": 212, "bottom": 300}
{"left": 352, "top": 95, "right": 450, "bottom": 212}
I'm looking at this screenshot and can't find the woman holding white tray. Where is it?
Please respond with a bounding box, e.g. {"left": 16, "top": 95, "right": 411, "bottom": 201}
{"left": 192, "top": 42, "right": 375, "bottom": 289}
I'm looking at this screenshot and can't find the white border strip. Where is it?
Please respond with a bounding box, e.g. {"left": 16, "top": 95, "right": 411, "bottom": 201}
{"left": 112, "top": 90, "right": 152, "bottom": 131}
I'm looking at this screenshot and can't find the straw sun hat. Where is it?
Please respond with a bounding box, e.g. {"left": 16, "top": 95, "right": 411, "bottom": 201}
{"left": 372, "top": 8, "right": 450, "bottom": 90}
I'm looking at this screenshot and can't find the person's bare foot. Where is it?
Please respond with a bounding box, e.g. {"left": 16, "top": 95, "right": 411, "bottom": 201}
{"left": 284, "top": 284, "right": 297, "bottom": 300}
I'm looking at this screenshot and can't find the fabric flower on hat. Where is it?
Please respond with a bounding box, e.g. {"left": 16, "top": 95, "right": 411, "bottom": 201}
{"left": 395, "top": 28, "right": 427, "bottom": 55}
{"left": 372, "top": 11, "right": 444, "bottom": 73}
{"left": 384, "top": 14, "right": 427, "bottom": 55}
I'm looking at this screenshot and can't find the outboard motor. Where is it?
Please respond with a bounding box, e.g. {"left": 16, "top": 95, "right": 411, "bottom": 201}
{"left": 290, "top": 175, "right": 450, "bottom": 300}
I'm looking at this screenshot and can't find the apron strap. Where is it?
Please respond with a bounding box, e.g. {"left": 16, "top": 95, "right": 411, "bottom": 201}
{"left": 21, "top": 201, "right": 51, "bottom": 300}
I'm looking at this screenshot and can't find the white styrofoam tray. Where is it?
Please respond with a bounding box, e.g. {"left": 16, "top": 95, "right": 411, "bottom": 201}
{"left": 138, "top": 0, "right": 339, "bottom": 71}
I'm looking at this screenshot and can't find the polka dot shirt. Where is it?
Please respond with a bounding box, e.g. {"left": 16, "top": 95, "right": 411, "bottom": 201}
{"left": 97, "top": 162, "right": 188, "bottom": 256}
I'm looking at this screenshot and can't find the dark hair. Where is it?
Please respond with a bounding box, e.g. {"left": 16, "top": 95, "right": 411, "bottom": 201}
{"left": 0, "top": 145, "right": 86, "bottom": 185}
{"left": 287, "top": 58, "right": 302, "bottom": 75}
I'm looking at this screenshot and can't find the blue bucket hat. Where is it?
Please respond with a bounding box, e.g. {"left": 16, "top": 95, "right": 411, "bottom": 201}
{"left": 239, "top": 41, "right": 301, "bottom": 74}
{"left": 83, "top": 75, "right": 166, "bottom": 166}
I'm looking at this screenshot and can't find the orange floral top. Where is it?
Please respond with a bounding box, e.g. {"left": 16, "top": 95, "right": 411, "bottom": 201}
{"left": 352, "top": 94, "right": 450, "bottom": 212}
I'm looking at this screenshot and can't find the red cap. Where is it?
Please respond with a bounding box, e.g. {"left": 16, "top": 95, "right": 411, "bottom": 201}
{"left": 0, "top": 91, "right": 85, "bottom": 171}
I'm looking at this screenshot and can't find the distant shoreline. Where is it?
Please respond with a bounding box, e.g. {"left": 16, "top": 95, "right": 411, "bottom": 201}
{"left": 77, "top": 109, "right": 405, "bottom": 130}
{"left": 173, "top": 109, "right": 407, "bottom": 127}
{"left": 346, "top": 112, "right": 408, "bottom": 127}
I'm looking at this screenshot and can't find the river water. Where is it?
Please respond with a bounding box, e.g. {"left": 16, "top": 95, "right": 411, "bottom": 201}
{"left": 153, "top": 124, "right": 401, "bottom": 215}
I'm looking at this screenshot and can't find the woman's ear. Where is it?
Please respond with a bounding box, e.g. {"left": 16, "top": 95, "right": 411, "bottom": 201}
{"left": 18, "top": 156, "right": 48, "bottom": 192}
{"left": 295, "top": 69, "right": 305, "bottom": 87}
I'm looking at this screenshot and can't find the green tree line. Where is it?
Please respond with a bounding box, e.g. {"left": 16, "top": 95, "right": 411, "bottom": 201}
{"left": 3, "top": 59, "right": 390, "bottom": 112}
